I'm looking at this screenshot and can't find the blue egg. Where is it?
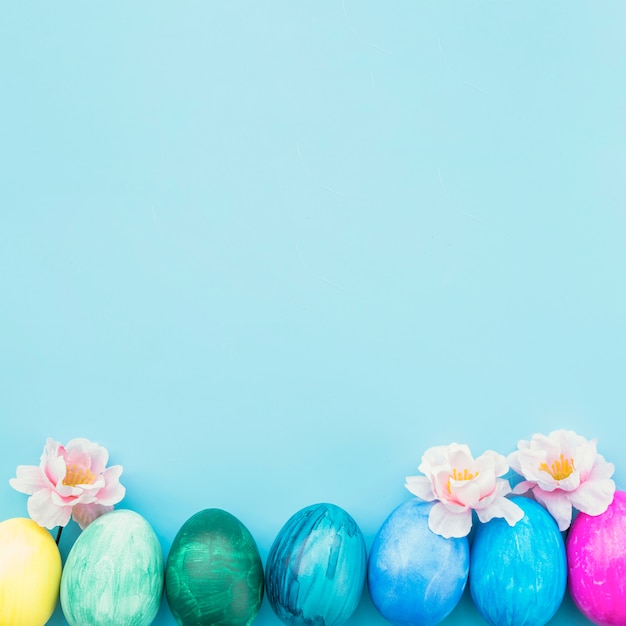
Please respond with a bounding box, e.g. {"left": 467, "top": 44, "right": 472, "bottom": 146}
{"left": 368, "top": 500, "right": 469, "bottom": 626}
{"left": 265, "top": 502, "right": 367, "bottom": 626}
{"left": 470, "top": 496, "right": 566, "bottom": 626}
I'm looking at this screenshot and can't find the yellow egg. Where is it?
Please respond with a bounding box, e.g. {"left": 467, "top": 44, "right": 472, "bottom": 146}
{"left": 0, "top": 518, "right": 62, "bottom": 626}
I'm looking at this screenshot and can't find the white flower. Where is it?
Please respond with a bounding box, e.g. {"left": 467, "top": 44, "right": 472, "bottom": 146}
{"left": 9, "top": 437, "right": 125, "bottom": 530}
{"left": 405, "top": 443, "right": 523, "bottom": 538}
{"left": 508, "top": 429, "right": 615, "bottom": 531}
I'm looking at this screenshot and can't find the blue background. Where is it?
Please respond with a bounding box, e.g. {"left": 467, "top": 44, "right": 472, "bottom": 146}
{"left": 1, "top": 2, "right": 625, "bottom": 624}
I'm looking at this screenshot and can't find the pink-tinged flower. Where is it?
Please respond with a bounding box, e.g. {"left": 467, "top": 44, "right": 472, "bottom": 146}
{"left": 405, "top": 443, "right": 523, "bottom": 538}
{"left": 9, "top": 437, "right": 125, "bottom": 530}
{"left": 508, "top": 429, "right": 615, "bottom": 531}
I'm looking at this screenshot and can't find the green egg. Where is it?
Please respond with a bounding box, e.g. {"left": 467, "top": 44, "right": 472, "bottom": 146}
{"left": 60, "top": 510, "right": 164, "bottom": 626}
{"left": 165, "top": 508, "right": 264, "bottom": 626}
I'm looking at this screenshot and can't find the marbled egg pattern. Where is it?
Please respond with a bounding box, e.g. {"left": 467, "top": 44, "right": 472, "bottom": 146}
{"left": 165, "top": 508, "right": 263, "bottom": 626}
{"left": 265, "top": 502, "right": 367, "bottom": 626}
{"left": 368, "top": 499, "right": 469, "bottom": 626}
{"left": 60, "top": 509, "right": 164, "bottom": 626}
{"left": 567, "top": 490, "right": 626, "bottom": 626}
{"left": 470, "top": 497, "right": 566, "bottom": 626}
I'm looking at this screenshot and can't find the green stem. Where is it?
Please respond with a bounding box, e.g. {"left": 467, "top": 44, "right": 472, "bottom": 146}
{"left": 55, "top": 526, "right": 63, "bottom": 545}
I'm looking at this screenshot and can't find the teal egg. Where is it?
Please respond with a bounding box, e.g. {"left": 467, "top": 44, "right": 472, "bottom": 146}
{"left": 470, "top": 497, "right": 567, "bottom": 626}
{"left": 165, "top": 508, "right": 263, "bottom": 626}
{"left": 265, "top": 503, "right": 367, "bottom": 626}
{"left": 60, "top": 510, "right": 164, "bottom": 626}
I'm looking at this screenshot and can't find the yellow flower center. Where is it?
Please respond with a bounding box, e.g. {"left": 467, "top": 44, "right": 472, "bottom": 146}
{"left": 539, "top": 454, "right": 575, "bottom": 481}
{"left": 447, "top": 468, "right": 479, "bottom": 492}
{"left": 63, "top": 464, "right": 96, "bottom": 487}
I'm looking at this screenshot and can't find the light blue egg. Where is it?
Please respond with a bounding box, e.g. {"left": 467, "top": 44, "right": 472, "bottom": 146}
{"left": 368, "top": 499, "right": 469, "bottom": 626}
{"left": 265, "top": 502, "right": 367, "bottom": 626}
{"left": 469, "top": 496, "right": 566, "bottom": 626}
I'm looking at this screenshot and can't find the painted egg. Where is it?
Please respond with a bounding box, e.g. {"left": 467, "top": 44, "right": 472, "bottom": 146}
{"left": 0, "top": 517, "right": 62, "bottom": 626}
{"left": 470, "top": 496, "right": 566, "bottom": 626}
{"left": 60, "top": 509, "right": 164, "bottom": 626}
{"left": 368, "top": 500, "right": 469, "bottom": 626}
{"left": 567, "top": 490, "right": 626, "bottom": 626}
{"left": 165, "top": 508, "right": 264, "bottom": 626}
{"left": 265, "top": 502, "right": 367, "bottom": 626}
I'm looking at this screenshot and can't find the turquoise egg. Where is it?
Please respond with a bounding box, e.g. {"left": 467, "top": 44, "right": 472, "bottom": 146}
{"left": 368, "top": 499, "right": 469, "bottom": 626}
{"left": 265, "top": 502, "right": 367, "bottom": 626}
{"left": 60, "top": 510, "right": 164, "bottom": 626}
{"left": 165, "top": 508, "right": 264, "bottom": 626}
{"left": 470, "top": 496, "right": 566, "bottom": 626}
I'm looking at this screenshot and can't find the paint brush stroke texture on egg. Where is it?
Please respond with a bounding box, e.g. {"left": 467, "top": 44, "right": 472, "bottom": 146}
{"left": 368, "top": 499, "right": 469, "bottom": 626}
{"left": 470, "top": 497, "right": 566, "bottom": 626}
{"left": 165, "top": 508, "right": 264, "bottom": 626}
{"left": 567, "top": 490, "right": 626, "bottom": 626}
{"left": 60, "top": 510, "right": 164, "bottom": 626}
{"left": 265, "top": 503, "right": 367, "bottom": 626}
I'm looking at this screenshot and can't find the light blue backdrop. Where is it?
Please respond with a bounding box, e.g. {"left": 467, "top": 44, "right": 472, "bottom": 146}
{"left": 2, "top": 2, "right": 625, "bottom": 625}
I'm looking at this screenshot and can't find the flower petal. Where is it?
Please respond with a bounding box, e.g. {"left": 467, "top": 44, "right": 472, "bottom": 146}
{"left": 474, "top": 478, "right": 510, "bottom": 505}
{"left": 95, "top": 465, "right": 125, "bottom": 505}
{"left": 27, "top": 489, "right": 72, "bottom": 529}
{"left": 405, "top": 475, "right": 436, "bottom": 501}
{"left": 43, "top": 442, "right": 68, "bottom": 487}
{"left": 431, "top": 468, "right": 453, "bottom": 501}
{"left": 447, "top": 444, "right": 475, "bottom": 473}
{"left": 467, "top": 467, "right": 497, "bottom": 497}
{"left": 418, "top": 445, "right": 447, "bottom": 473}
{"left": 428, "top": 502, "right": 473, "bottom": 538}
{"left": 54, "top": 482, "right": 83, "bottom": 498}
{"left": 49, "top": 489, "right": 93, "bottom": 506}
{"left": 586, "top": 454, "right": 615, "bottom": 481}
{"left": 507, "top": 450, "right": 523, "bottom": 475}
{"left": 450, "top": 478, "right": 482, "bottom": 507}
{"left": 9, "top": 465, "right": 48, "bottom": 494}
{"left": 476, "top": 450, "right": 508, "bottom": 477}
{"left": 514, "top": 454, "right": 545, "bottom": 484}
{"left": 554, "top": 471, "right": 581, "bottom": 493}
{"left": 511, "top": 480, "right": 534, "bottom": 495}
{"left": 572, "top": 438, "right": 598, "bottom": 478}
{"left": 549, "top": 429, "right": 587, "bottom": 452}
{"left": 532, "top": 475, "right": 564, "bottom": 493}
{"left": 65, "top": 437, "right": 109, "bottom": 474}
{"left": 568, "top": 478, "right": 616, "bottom": 516}
{"left": 475, "top": 496, "right": 524, "bottom": 526}
{"left": 533, "top": 489, "right": 573, "bottom": 531}
{"left": 531, "top": 432, "right": 564, "bottom": 457}
{"left": 72, "top": 503, "right": 113, "bottom": 530}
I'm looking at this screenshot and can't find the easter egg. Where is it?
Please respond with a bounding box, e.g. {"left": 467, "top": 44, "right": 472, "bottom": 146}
{"left": 165, "top": 508, "right": 264, "bottom": 626}
{"left": 0, "top": 518, "right": 62, "bottom": 626}
{"left": 60, "top": 509, "right": 164, "bottom": 626}
{"left": 368, "top": 499, "right": 469, "bottom": 626}
{"left": 567, "top": 490, "right": 626, "bottom": 626}
{"left": 470, "top": 496, "right": 566, "bottom": 626}
{"left": 265, "top": 502, "right": 367, "bottom": 626}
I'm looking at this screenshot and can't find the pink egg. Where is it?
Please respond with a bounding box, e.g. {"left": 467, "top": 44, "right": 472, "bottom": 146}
{"left": 567, "top": 490, "right": 626, "bottom": 626}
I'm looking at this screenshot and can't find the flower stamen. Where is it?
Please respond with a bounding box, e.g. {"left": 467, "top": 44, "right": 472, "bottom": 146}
{"left": 447, "top": 468, "right": 478, "bottom": 492}
{"left": 539, "top": 454, "right": 575, "bottom": 481}
{"left": 63, "top": 464, "right": 96, "bottom": 486}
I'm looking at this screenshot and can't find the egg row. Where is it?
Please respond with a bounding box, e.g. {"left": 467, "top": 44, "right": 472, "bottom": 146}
{"left": 2, "top": 493, "right": 626, "bottom": 626}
